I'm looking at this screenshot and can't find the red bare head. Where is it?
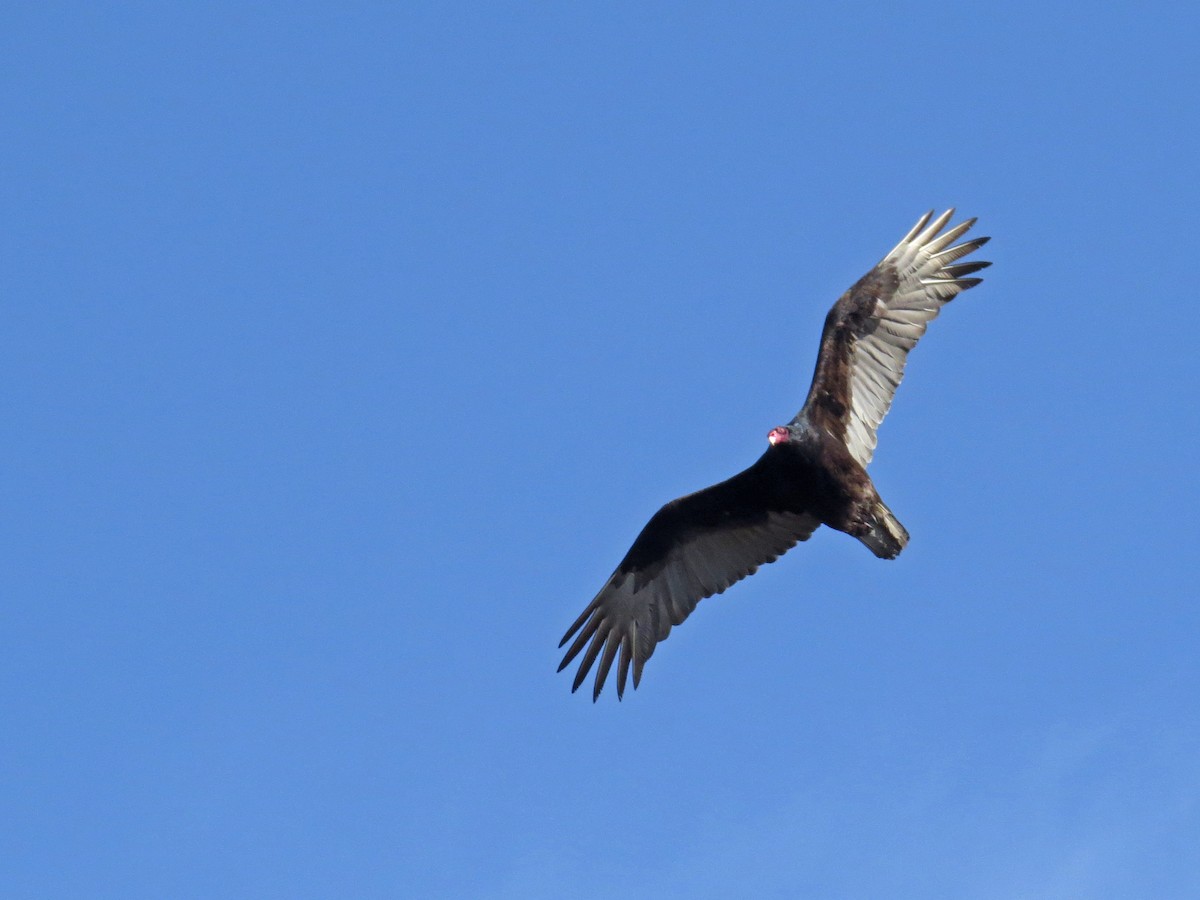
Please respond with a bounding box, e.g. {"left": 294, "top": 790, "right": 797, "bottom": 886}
{"left": 767, "top": 426, "right": 790, "bottom": 446}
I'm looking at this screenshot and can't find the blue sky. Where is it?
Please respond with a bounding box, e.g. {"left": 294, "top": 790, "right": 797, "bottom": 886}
{"left": 3, "top": 3, "right": 1198, "bottom": 898}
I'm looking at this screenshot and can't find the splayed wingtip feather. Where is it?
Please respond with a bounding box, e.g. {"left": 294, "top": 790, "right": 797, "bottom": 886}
{"left": 571, "top": 629, "right": 607, "bottom": 693}
{"left": 616, "top": 636, "right": 632, "bottom": 699}
{"left": 592, "top": 632, "right": 621, "bottom": 701}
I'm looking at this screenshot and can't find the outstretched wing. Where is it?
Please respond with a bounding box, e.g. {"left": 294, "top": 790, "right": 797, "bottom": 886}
{"left": 558, "top": 455, "right": 820, "bottom": 701}
{"left": 799, "top": 209, "right": 990, "bottom": 467}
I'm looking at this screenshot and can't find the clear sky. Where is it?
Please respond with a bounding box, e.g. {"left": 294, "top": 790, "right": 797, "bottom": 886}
{"left": 4, "top": 4, "right": 1198, "bottom": 898}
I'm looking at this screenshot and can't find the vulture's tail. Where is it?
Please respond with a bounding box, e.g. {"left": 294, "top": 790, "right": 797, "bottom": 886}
{"left": 860, "top": 499, "right": 909, "bottom": 560}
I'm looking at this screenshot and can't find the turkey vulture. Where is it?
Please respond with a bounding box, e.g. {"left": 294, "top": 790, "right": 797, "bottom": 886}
{"left": 558, "top": 209, "right": 991, "bottom": 701}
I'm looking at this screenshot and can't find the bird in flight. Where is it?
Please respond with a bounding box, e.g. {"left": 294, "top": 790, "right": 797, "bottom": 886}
{"left": 558, "top": 209, "right": 991, "bottom": 701}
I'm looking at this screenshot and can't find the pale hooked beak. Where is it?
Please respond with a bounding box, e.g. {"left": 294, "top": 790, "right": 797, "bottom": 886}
{"left": 767, "top": 426, "right": 790, "bottom": 446}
